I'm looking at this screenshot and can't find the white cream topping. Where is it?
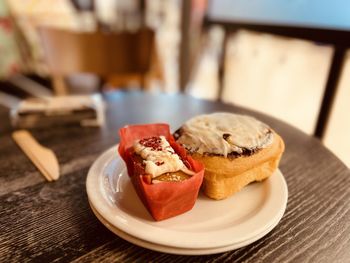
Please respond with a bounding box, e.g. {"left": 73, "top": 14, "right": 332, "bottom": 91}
{"left": 133, "top": 136, "right": 194, "bottom": 178}
{"left": 176, "top": 113, "right": 273, "bottom": 157}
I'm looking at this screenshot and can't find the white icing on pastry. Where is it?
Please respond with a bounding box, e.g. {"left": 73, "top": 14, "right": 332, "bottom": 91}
{"left": 175, "top": 113, "right": 273, "bottom": 157}
{"left": 133, "top": 136, "right": 194, "bottom": 178}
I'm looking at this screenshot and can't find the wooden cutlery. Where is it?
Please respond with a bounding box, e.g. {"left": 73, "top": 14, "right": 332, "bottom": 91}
{"left": 12, "top": 130, "right": 60, "bottom": 181}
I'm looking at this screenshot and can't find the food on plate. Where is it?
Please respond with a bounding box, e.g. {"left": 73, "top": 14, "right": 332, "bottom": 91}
{"left": 174, "top": 112, "right": 285, "bottom": 200}
{"left": 132, "top": 135, "right": 194, "bottom": 184}
{"left": 118, "top": 123, "right": 204, "bottom": 221}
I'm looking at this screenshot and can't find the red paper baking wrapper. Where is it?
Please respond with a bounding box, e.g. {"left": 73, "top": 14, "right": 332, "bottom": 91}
{"left": 118, "top": 123, "right": 204, "bottom": 221}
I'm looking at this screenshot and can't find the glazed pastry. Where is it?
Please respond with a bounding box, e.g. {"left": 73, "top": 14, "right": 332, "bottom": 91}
{"left": 118, "top": 124, "right": 204, "bottom": 221}
{"left": 174, "top": 113, "right": 285, "bottom": 200}
{"left": 132, "top": 135, "right": 194, "bottom": 184}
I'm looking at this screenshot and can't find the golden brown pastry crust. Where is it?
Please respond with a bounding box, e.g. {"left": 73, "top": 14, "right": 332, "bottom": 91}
{"left": 153, "top": 171, "right": 191, "bottom": 183}
{"left": 188, "top": 131, "right": 285, "bottom": 200}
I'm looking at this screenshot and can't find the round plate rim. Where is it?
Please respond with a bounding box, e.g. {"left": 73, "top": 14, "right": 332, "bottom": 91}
{"left": 89, "top": 201, "right": 284, "bottom": 255}
{"left": 86, "top": 146, "right": 288, "bottom": 249}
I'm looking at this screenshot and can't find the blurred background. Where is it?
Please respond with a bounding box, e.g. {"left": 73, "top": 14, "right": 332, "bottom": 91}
{"left": 0, "top": 0, "right": 349, "bottom": 167}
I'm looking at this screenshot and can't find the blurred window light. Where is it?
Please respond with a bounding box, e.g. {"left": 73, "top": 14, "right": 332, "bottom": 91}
{"left": 222, "top": 30, "right": 333, "bottom": 135}
{"left": 208, "top": 0, "right": 350, "bottom": 30}
{"left": 325, "top": 50, "right": 350, "bottom": 168}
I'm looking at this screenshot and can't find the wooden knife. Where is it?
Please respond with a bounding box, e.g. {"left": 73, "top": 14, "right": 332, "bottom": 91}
{"left": 12, "top": 130, "right": 60, "bottom": 181}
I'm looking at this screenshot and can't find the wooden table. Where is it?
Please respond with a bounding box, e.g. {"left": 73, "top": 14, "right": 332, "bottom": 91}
{"left": 1, "top": 91, "right": 349, "bottom": 262}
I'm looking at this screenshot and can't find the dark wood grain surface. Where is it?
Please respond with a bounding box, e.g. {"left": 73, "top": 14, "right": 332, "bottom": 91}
{"left": 1, "top": 91, "right": 349, "bottom": 262}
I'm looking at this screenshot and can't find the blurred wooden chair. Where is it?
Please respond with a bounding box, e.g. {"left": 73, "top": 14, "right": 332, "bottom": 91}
{"left": 38, "top": 27, "right": 162, "bottom": 95}
{"left": 200, "top": 3, "right": 350, "bottom": 140}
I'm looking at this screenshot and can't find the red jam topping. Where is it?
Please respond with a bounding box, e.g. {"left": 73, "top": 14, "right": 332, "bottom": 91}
{"left": 155, "top": 161, "right": 165, "bottom": 166}
{"left": 139, "top": 136, "right": 163, "bottom": 151}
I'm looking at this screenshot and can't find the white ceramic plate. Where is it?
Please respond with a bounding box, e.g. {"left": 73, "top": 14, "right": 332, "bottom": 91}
{"left": 89, "top": 200, "right": 285, "bottom": 255}
{"left": 86, "top": 146, "right": 288, "bottom": 249}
